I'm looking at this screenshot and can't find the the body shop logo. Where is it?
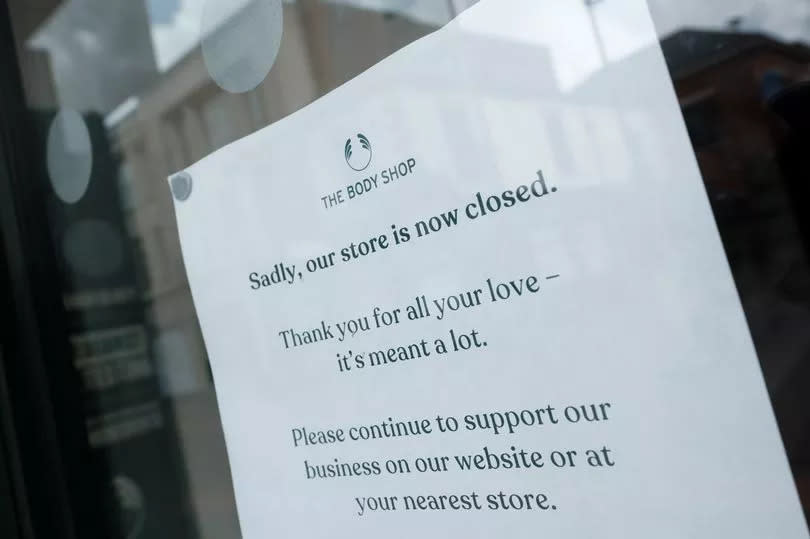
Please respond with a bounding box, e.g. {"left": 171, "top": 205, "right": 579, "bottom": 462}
{"left": 344, "top": 133, "right": 372, "bottom": 171}
{"left": 320, "top": 132, "right": 415, "bottom": 210}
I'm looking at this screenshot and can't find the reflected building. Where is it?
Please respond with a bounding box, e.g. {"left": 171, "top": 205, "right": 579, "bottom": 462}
{"left": 8, "top": 1, "right": 447, "bottom": 537}
{"left": 102, "top": 3, "right": 441, "bottom": 537}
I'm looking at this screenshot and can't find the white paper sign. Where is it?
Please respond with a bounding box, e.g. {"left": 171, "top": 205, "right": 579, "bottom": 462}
{"left": 171, "top": 1, "right": 809, "bottom": 537}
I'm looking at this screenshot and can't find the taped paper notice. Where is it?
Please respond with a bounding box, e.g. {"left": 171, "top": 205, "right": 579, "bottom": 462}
{"left": 171, "top": 1, "right": 809, "bottom": 537}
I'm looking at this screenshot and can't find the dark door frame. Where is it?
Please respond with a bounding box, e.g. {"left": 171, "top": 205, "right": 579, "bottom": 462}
{"left": 0, "top": 2, "right": 111, "bottom": 538}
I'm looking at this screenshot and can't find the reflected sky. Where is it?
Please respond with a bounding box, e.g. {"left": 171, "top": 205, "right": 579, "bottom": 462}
{"left": 143, "top": 0, "right": 810, "bottom": 73}
{"left": 148, "top": 0, "right": 453, "bottom": 71}
{"left": 647, "top": 0, "right": 810, "bottom": 40}
{"left": 23, "top": 0, "right": 810, "bottom": 115}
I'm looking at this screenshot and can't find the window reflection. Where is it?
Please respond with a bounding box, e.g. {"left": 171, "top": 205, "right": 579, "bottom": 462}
{"left": 6, "top": 0, "right": 810, "bottom": 535}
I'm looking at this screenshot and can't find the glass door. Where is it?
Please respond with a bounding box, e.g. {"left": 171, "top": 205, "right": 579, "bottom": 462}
{"left": 1, "top": 1, "right": 809, "bottom": 537}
